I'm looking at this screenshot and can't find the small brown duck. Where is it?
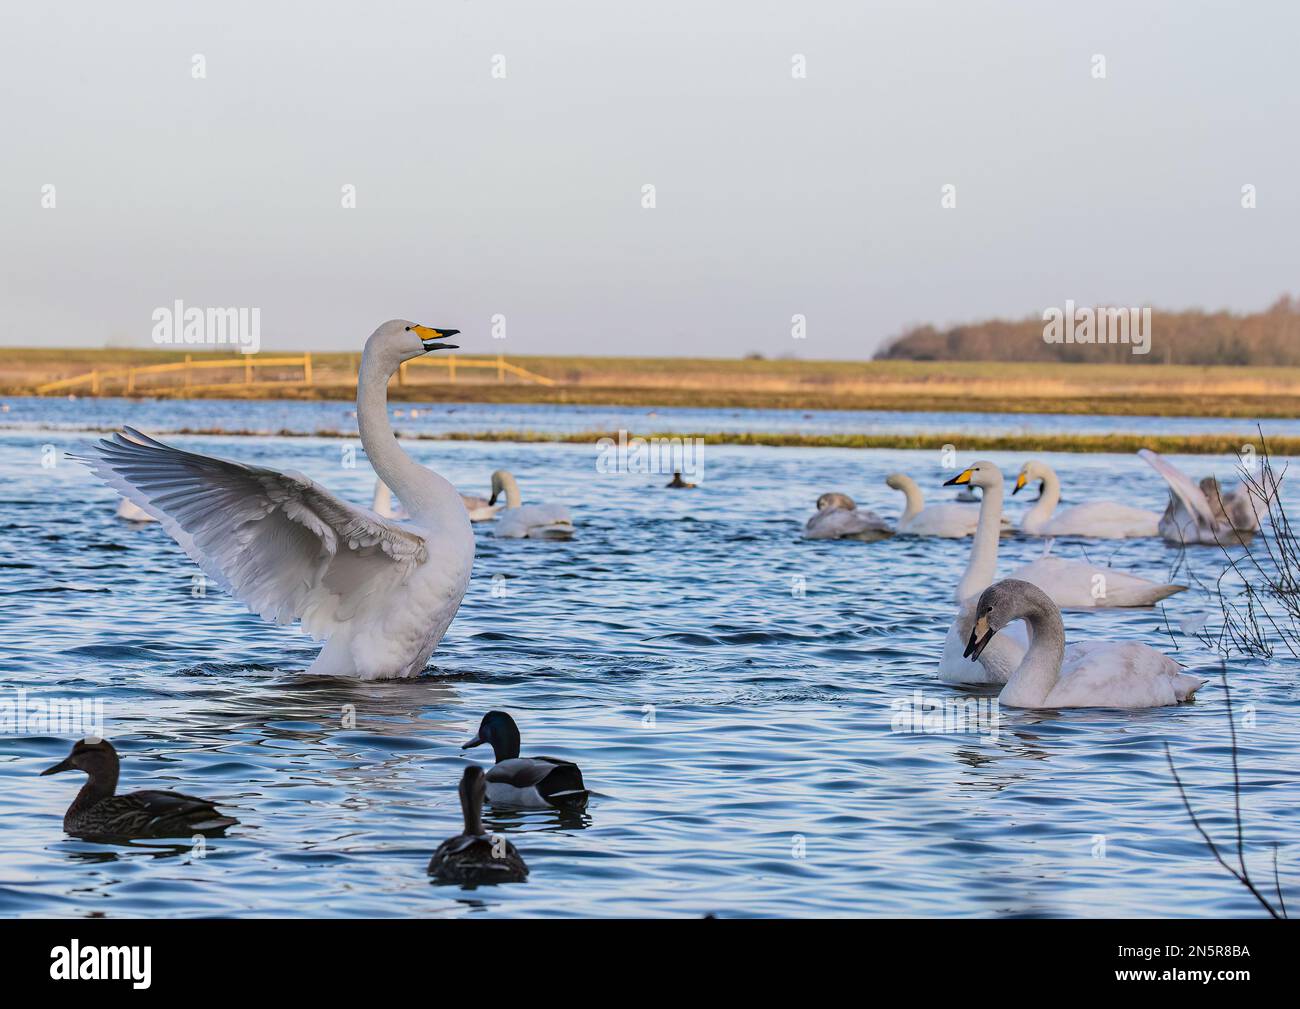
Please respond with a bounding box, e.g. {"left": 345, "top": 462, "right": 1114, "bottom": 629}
{"left": 427, "top": 766, "right": 529, "bottom": 884}
{"left": 41, "top": 738, "right": 238, "bottom": 840}
{"left": 666, "top": 472, "right": 697, "bottom": 489}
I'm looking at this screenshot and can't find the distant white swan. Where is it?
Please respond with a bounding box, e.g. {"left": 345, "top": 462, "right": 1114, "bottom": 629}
{"left": 115, "top": 497, "right": 157, "bottom": 523}
{"left": 490, "top": 470, "right": 574, "bottom": 539}
{"left": 374, "top": 478, "right": 498, "bottom": 523}
{"left": 1015, "top": 460, "right": 1159, "bottom": 538}
{"left": 372, "top": 479, "right": 407, "bottom": 520}
{"left": 803, "top": 492, "right": 892, "bottom": 541}
{"left": 1138, "top": 449, "right": 1263, "bottom": 546}
{"left": 82, "top": 320, "right": 475, "bottom": 680}
{"left": 886, "top": 473, "right": 1007, "bottom": 537}
{"left": 966, "top": 579, "right": 1207, "bottom": 708}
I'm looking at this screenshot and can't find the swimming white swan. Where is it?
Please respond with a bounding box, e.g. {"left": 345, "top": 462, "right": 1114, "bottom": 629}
{"left": 947, "top": 461, "right": 1185, "bottom": 609}
{"left": 490, "top": 470, "right": 574, "bottom": 539}
{"left": 1014, "top": 460, "right": 1159, "bottom": 538}
{"left": 374, "top": 478, "right": 498, "bottom": 523}
{"left": 81, "top": 320, "right": 475, "bottom": 680}
{"left": 459, "top": 491, "right": 502, "bottom": 522}
{"left": 115, "top": 497, "right": 158, "bottom": 523}
{"left": 886, "top": 473, "right": 1007, "bottom": 537}
{"left": 965, "top": 579, "right": 1207, "bottom": 708}
{"left": 803, "top": 492, "right": 893, "bottom": 541}
{"left": 1138, "top": 449, "right": 1263, "bottom": 546}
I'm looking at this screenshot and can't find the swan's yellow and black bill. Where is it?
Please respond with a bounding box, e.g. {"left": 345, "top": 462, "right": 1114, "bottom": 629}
{"left": 944, "top": 468, "right": 974, "bottom": 486}
{"left": 410, "top": 325, "right": 460, "bottom": 351}
{"left": 1012, "top": 471, "right": 1029, "bottom": 495}
{"left": 964, "top": 614, "right": 995, "bottom": 661}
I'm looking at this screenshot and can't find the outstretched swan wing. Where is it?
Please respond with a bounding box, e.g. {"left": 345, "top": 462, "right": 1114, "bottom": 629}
{"left": 80, "top": 428, "right": 428, "bottom": 638}
{"left": 1137, "top": 449, "right": 1219, "bottom": 533}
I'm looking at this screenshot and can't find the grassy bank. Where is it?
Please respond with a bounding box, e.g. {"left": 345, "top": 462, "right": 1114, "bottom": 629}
{"left": 131, "top": 426, "right": 1294, "bottom": 456}
{"left": 4, "top": 347, "right": 1300, "bottom": 418}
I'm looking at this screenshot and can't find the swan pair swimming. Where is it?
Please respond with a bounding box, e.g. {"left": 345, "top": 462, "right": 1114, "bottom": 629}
{"left": 803, "top": 476, "right": 1004, "bottom": 540}
{"left": 938, "top": 461, "right": 1186, "bottom": 685}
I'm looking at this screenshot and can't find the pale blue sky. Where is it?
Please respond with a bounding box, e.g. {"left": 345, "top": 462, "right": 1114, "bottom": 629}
{"left": 2, "top": 1, "right": 1296, "bottom": 357}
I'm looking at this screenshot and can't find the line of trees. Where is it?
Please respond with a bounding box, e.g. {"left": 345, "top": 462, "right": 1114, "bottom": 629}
{"left": 875, "top": 296, "right": 1300, "bottom": 365}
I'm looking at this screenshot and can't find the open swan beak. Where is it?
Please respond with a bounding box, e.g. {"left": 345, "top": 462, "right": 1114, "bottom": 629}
{"left": 964, "top": 615, "right": 995, "bottom": 661}
{"left": 410, "top": 325, "right": 460, "bottom": 351}
{"left": 944, "top": 468, "right": 974, "bottom": 487}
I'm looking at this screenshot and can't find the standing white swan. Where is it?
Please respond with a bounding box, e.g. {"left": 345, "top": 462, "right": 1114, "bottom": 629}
{"left": 490, "top": 470, "right": 575, "bottom": 539}
{"left": 886, "top": 473, "right": 1006, "bottom": 537}
{"left": 81, "top": 320, "right": 475, "bottom": 680}
{"left": 1014, "top": 460, "right": 1159, "bottom": 538}
{"left": 1138, "top": 449, "right": 1263, "bottom": 545}
{"left": 965, "top": 579, "right": 1207, "bottom": 708}
{"left": 803, "top": 492, "right": 893, "bottom": 541}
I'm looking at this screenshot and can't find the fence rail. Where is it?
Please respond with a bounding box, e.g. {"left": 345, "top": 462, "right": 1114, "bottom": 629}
{"left": 34, "top": 353, "right": 555, "bottom": 395}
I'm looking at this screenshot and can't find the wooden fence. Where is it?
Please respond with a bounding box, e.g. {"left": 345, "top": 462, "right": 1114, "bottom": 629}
{"left": 34, "top": 353, "right": 555, "bottom": 396}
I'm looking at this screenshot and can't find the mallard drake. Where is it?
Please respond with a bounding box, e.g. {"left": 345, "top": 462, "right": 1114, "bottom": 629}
{"left": 41, "top": 738, "right": 238, "bottom": 840}
{"left": 427, "top": 766, "right": 528, "bottom": 884}
{"left": 461, "top": 710, "right": 589, "bottom": 811}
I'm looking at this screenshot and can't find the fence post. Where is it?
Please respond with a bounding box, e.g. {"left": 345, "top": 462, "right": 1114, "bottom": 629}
{"left": 303, "top": 353, "right": 312, "bottom": 385}
{"left": 127, "top": 368, "right": 136, "bottom": 395}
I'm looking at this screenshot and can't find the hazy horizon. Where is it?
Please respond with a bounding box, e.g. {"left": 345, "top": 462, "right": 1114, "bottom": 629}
{"left": 3, "top": 1, "right": 1297, "bottom": 358}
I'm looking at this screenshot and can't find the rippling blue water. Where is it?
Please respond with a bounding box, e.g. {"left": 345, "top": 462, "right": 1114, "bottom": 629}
{"left": 4, "top": 394, "right": 1300, "bottom": 441}
{"left": 0, "top": 401, "right": 1297, "bottom": 917}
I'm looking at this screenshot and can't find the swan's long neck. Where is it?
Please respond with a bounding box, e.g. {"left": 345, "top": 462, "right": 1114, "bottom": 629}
{"left": 357, "top": 351, "right": 462, "bottom": 529}
{"left": 896, "top": 477, "right": 923, "bottom": 521}
{"left": 955, "top": 481, "right": 1003, "bottom": 602}
{"left": 999, "top": 596, "right": 1066, "bottom": 708}
{"left": 1022, "top": 467, "right": 1060, "bottom": 532}
{"left": 499, "top": 472, "right": 522, "bottom": 509}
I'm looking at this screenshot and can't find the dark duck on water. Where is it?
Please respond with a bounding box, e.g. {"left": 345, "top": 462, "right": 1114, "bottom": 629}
{"left": 462, "top": 710, "right": 589, "bottom": 811}
{"left": 427, "top": 766, "right": 528, "bottom": 884}
{"left": 41, "top": 738, "right": 238, "bottom": 840}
